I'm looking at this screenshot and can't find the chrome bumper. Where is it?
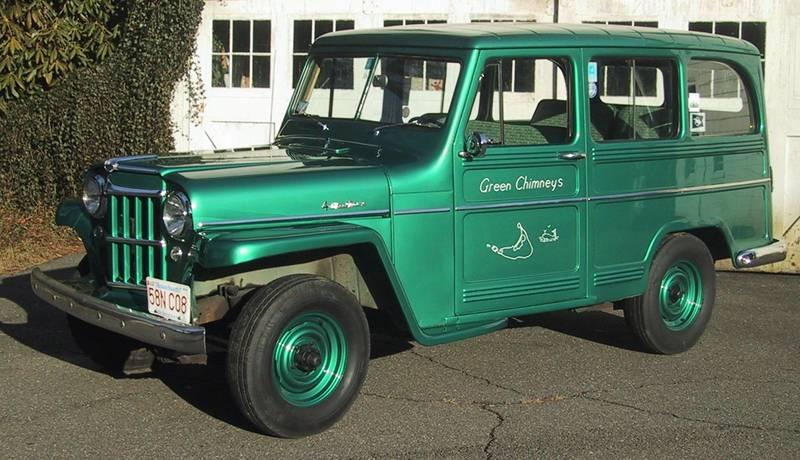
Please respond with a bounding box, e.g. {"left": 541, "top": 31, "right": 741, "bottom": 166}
{"left": 734, "top": 239, "right": 787, "bottom": 269}
{"left": 30, "top": 268, "right": 205, "bottom": 355}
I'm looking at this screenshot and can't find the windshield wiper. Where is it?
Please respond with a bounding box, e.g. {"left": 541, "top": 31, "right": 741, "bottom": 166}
{"left": 371, "top": 118, "right": 443, "bottom": 136}
{"left": 291, "top": 111, "right": 330, "bottom": 132}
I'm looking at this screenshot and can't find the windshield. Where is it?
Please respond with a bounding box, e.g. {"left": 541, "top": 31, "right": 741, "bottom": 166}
{"left": 291, "top": 55, "right": 461, "bottom": 127}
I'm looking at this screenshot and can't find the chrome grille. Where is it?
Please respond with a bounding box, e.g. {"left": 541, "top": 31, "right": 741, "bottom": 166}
{"left": 105, "top": 188, "right": 166, "bottom": 288}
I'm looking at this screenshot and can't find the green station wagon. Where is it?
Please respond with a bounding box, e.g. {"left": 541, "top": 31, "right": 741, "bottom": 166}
{"left": 32, "top": 23, "right": 786, "bottom": 437}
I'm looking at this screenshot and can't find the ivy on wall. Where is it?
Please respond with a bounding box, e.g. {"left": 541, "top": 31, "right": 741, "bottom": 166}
{"left": 0, "top": 0, "right": 205, "bottom": 209}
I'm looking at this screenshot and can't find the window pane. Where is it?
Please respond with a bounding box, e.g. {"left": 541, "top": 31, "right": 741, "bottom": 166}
{"left": 253, "top": 55, "right": 270, "bottom": 88}
{"left": 232, "top": 55, "right": 250, "bottom": 87}
{"left": 605, "top": 63, "right": 631, "bottom": 97}
{"left": 406, "top": 19, "right": 424, "bottom": 25}
{"left": 715, "top": 22, "right": 739, "bottom": 38}
{"left": 501, "top": 59, "right": 513, "bottom": 92}
{"left": 468, "top": 58, "right": 571, "bottom": 146}
{"left": 336, "top": 20, "right": 354, "bottom": 31}
{"left": 253, "top": 21, "right": 271, "bottom": 53}
{"left": 687, "top": 60, "right": 755, "bottom": 136}
{"left": 741, "top": 22, "right": 766, "bottom": 57}
{"left": 211, "top": 54, "right": 230, "bottom": 87}
{"left": 212, "top": 21, "right": 230, "bottom": 53}
{"left": 609, "top": 21, "right": 633, "bottom": 26}
{"left": 471, "top": 19, "right": 491, "bottom": 23}
{"left": 315, "top": 20, "right": 333, "bottom": 39}
{"left": 407, "top": 59, "right": 424, "bottom": 90}
{"left": 384, "top": 20, "right": 403, "bottom": 27}
{"left": 292, "top": 55, "right": 306, "bottom": 88}
{"left": 634, "top": 21, "right": 658, "bottom": 28}
{"left": 232, "top": 20, "right": 250, "bottom": 53}
{"left": 293, "top": 20, "right": 312, "bottom": 53}
{"left": 594, "top": 58, "right": 677, "bottom": 141}
{"left": 635, "top": 66, "right": 658, "bottom": 97}
{"left": 426, "top": 61, "right": 445, "bottom": 90}
{"left": 513, "top": 59, "right": 535, "bottom": 92}
{"left": 689, "top": 21, "right": 713, "bottom": 33}
{"left": 428, "top": 19, "right": 446, "bottom": 25}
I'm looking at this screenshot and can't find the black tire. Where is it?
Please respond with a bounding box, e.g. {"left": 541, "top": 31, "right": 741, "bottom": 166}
{"left": 227, "top": 274, "right": 370, "bottom": 438}
{"left": 66, "top": 315, "right": 147, "bottom": 372}
{"left": 623, "top": 234, "right": 716, "bottom": 354}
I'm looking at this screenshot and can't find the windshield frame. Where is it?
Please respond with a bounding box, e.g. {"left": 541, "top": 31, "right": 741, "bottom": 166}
{"left": 286, "top": 50, "right": 466, "bottom": 130}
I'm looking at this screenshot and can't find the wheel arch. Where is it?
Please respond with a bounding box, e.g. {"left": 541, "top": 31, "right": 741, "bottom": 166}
{"left": 194, "top": 224, "right": 421, "bottom": 340}
{"left": 644, "top": 221, "right": 734, "bottom": 268}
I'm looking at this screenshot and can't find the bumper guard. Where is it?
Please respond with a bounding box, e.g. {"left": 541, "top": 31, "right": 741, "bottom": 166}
{"left": 734, "top": 239, "right": 787, "bottom": 269}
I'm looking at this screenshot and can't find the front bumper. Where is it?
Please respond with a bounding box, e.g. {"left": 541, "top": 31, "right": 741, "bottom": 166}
{"left": 31, "top": 268, "right": 205, "bottom": 355}
{"left": 734, "top": 239, "right": 787, "bottom": 269}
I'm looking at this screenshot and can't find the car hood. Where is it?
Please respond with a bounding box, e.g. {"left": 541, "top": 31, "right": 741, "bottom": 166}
{"left": 106, "top": 149, "right": 391, "bottom": 230}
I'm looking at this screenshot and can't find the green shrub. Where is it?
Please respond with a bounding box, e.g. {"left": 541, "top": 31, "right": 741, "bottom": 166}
{"left": 0, "top": 0, "right": 204, "bottom": 210}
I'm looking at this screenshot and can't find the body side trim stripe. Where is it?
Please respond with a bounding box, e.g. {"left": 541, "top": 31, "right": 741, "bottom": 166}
{"left": 197, "top": 209, "right": 391, "bottom": 228}
{"left": 454, "top": 178, "right": 770, "bottom": 212}
{"left": 393, "top": 207, "right": 451, "bottom": 216}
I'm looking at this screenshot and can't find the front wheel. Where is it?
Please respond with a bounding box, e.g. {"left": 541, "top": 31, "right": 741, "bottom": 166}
{"left": 227, "top": 275, "right": 370, "bottom": 438}
{"left": 623, "top": 234, "right": 716, "bottom": 354}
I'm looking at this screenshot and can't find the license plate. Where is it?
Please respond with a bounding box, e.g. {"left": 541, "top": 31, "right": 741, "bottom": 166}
{"left": 146, "top": 277, "right": 191, "bottom": 324}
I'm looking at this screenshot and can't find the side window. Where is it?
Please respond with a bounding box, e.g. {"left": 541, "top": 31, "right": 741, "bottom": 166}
{"left": 588, "top": 58, "right": 678, "bottom": 142}
{"left": 466, "top": 57, "right": 572, "bottom": 146}
{"left": 686, "top": 60, "right": 756, "bottom": 136}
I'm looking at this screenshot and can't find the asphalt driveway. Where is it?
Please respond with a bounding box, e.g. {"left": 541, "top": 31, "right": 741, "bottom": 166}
{"left": 1, "top": 254, "right": 798, "bottom": 458}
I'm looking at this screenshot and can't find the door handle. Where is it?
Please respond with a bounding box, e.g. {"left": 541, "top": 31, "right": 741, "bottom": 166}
{"left": 559, "top": 152, "right": 586, "bottom": 160}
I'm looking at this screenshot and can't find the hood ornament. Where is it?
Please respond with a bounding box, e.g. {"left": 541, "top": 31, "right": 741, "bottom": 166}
{"left": 322, "top": 200, "right": 366, "bottom": 210}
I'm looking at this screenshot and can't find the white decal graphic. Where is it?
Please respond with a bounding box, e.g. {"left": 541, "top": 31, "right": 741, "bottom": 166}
{"left": 538, "top": 225, "right": 559, "bottom": 243}
{"left": 486, "top": 223, "right": 533, "bottom": 260}
{"left": 479, "top": 176, "right": 565, "bottom": 194}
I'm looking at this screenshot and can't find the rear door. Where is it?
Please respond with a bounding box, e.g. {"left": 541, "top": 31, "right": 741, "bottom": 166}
{"left": 454, "top": 49, "right": 589, "bottom": 316}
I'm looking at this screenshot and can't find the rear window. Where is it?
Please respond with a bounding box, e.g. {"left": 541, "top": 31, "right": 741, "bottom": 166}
{"left": 686, "top": 60, "right": 756, "bottom": 136}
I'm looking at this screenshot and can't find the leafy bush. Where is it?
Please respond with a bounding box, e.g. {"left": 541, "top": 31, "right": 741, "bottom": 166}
{"left": 0, "top": 0, "right": 204, "bottom": 209}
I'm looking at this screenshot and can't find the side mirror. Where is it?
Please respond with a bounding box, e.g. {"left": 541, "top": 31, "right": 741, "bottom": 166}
{"left": 460, "top": 132, "right": 494, "bottom": 160}
{"left": 372, "top": 74, "right": 388, "bottom": 88}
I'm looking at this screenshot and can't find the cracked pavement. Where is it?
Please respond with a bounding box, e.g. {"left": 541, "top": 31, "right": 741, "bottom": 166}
{"left": 1, "top": 254, "right": 798, "bottom": 458}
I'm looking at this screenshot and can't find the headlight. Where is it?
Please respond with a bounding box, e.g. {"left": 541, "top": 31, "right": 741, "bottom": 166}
{"left": 82, "top": 174, "right": 106, "bottom": 218}
{"left": 162, "top": 192, "right": 192, "bottom": 239}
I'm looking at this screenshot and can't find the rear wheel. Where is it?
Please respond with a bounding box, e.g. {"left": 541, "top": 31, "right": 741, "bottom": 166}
{"left": 227, "top": 275, "right": 370, "bottom": 437}
{"left": 623, "top": 234, "right": 716, "bottom": 354}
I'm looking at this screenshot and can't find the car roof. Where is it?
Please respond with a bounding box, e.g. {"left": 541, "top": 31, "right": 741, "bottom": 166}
{"left": 313, "top": 22, "right": 759, "bottom": 55}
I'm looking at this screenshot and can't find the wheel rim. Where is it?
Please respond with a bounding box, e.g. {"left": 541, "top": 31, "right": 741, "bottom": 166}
{"left": 658, "top": 260, "right": 703, "bottom": 331}
{"left": 272, "top": 311, "right": 347, "bottom": 407}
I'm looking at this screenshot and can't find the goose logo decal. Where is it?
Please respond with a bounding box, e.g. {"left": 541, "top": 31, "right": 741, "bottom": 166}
{"left": 486, "top": 222, "right": 534, "bottom": 260}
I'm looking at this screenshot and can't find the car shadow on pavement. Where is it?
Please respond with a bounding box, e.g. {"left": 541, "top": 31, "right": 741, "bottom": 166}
{"left": 0, "top": 264, "right": 415, "bottom": 434}
{"left": 0, "top": 266, "right": 98, "bottom": 369}
{"left": 510, "top": 306, "right": 648, "bottom": 353}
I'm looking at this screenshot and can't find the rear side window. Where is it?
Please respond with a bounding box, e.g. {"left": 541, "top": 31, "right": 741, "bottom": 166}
{"left": 588, "top": 58, "right": 678, "bottom": 142}
{"left": 686, "top": 60, "right": 756, "bottom": 136}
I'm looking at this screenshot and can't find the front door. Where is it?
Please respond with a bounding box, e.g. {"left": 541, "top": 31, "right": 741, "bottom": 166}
{"left": 454, "top": 49, "right": 588, "bottom": 316}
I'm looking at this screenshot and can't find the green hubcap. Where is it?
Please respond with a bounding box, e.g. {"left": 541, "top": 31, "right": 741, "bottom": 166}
{"left": 273, "top": 311, "right": 347, "bottom": 407}
{"left": 658, "top": 260, "right": 703, "bottom": 331}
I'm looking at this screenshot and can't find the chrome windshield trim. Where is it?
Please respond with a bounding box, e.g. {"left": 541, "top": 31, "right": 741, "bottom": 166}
{"left": 107, "top": 184, "right": 165, "bottom": 198}
{"left": 113, "top": 164, "right": 161, "bottom": 175}
{"left": 106, "top": 236, "right": 166, "bottom": 247}
{"left": 590, "top": 178, "right": 771, "bottom": 202}
{"left": 197, "top": 209, "right": 390, "bottom": 229}
{"left": 456, "top": 197, "right": 585, "bottom": 212}
{"left": 394, "top": 207, "right": 451, "bottom": 216}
